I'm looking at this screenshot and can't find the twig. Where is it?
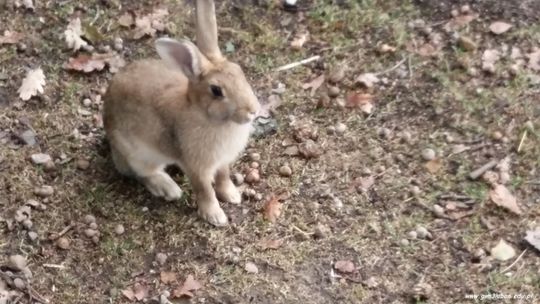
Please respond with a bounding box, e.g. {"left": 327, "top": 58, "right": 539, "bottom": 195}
{"left": 517, "top": 130, "right": 527, "bottom": 153}
{"left": 28, "top": 285, "right": 49, "bottom": 304}
{"left": 438, "top": 194, "right": 472, "bottom": 201}
{"left": 275, "top": 55, "right": 321, "bottom": 72}
{"left": 42, "top": 263, "right": 66, "bottom": 269}
{"left": 291, "top": 224, "right": 313, "bottom": 235}
{"left": 408, "top": 55, "right": 413, "bottom": 78}
{"left": 374, "top": 57, "right": 407, "bottom": 76}
{"left": 500, "top": 249, "right": 527, "bottom": 273}
{"left": 48, "top": 223, "right": 75, "bottom": 241}
{"left": 469, "top": 159, "right": 498, "bottom": 180}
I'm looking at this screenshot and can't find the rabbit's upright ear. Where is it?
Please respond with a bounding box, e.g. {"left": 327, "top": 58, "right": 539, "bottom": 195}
{"left": 195, "top": 0, "right": 223, "bottom": 62}
{"left": 155, "top": 38, "right": 205, "bottom": 81}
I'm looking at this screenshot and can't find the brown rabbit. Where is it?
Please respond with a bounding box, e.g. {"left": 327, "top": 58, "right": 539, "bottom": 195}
{"left": 103, "top": 0, "right": 260, "bottom": 226}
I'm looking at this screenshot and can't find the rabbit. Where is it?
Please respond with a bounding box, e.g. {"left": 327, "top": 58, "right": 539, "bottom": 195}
{"left": 103, "top": 0, "right": 260, "bottom": 226}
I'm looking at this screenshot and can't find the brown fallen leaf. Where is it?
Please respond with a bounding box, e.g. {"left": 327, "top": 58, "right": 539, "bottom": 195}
{"left": 121, "top": 288, "right": 135, "bottom": 301}
{"left": 263, "top": 195, "right": 283, "bottom": 223}
{"left": 489, "top": 21, "right": 512, "bottom": 35}
{"left": 133, "top": 283, "right": 149, "bottom": 301}
{"left": 355, "top": 73, "right": 379, "bottom": 88}
{"left": 345, "top": 92, "right": 374, "bottom": 114}
{"left": 525, "top": 227, "right": 540, "bottom": 251}
{"left": 172, "top": 275, "right": 202, "bottom": 298}
{"left": 64, "top": 18, "right": 89, "bottom": 52}
{"left": 425, "top": 158, "right": 443, "bottom": 174}
{"left": 118, "top": 12, "right": 135, "bottom": 27}
{"left": 257, "top": 94, "right": 282, "bottom": 118}
{"left": 416, "top": 43, "right": 439, "bottom": 57}
{"left": 444, "top": 14, "right": 477, "bottom": 31}
{"left": 258, "top": 238, "right": 284, "bottom": 250}
{"left": 64, "top": 53, "right": 125, "bottom": 73}
{"left": 489, "top": 184, "right": 521, "bottom": 215}
{"left": 527, "top": 49, "right": 540, "bottom": 71}
{"left": 160, "top": 271, "right": 177, "bottom": 284}
{"left": 291, "top": 32, "right": 309, "bottom": 50}
{"left": 302, "top": 74, "right": 325, "bottom": 96}
{"left": 0, "top": 30, "right": 24, "bottom": 44}
{"left": 18, "top": 68, "right": 45, "bottom": 101}
{"left": 482, "top": 49, "right": 501, "bottom": 72}
{"left": 334, "top": 260, "right": 355, "bottom": 273}
{"left": 133, "top": 8, "right": 169, "bottom": 39}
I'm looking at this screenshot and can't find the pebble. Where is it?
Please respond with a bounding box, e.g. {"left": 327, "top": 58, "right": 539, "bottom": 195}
{"left": 22, "top": 219, "right": 33, "bottom": 230}
{"left": 244, "top": 262, "right": 259, "bottom": 274}
{"left": 142, "top": 206, "right": 149, "bottom": 212}
{"left": 492, "top": 131, "right": 503, "bottom": 140}
{"left": 400, "top": 131, "right": 412, "bottom": 144}
{"left": 407, "top": 230, "right": 418, "bottom": 240}
{"left": 458, "top": 36, "right": 477, "bottom": 51}
{"left": 156, "top": 253, "right": 167, "bottom": 265}
{"left": 250, "top": 161, "right": 259, "bottom": 169}
{"left": 524, "top": 120, "right": 534, "bottom": 131}
{"left": 84, "top": 214, "right": 96, "bottom": 224}
{"left": 279, "top": 165, "right": 292, "bottom": 177}
{"left": 254, "top": 193, "right": 263, "bottom": 201}
{"left": 328, "top": 65, "right": 346, "bottom": 83}
{"left": 43, "top": 160, "right": 56, "bottom": 171}
{"left": 92, "top": 236, "right": 100, "bottom": 244}
{"left": 9, "top": 255, "right": 27, "bottom": 271}
{"left": 56, "top": 237, "right": 70, "bottom": 249}
{"left": 327, "top": 86, "right": 340, "bottom": 98}
{"left": 28, "top": 231, "right": 38, "bottom": 241}
{"left": 31, "top": 153, "right": 52, "bottom": 165}
{"left": 89, "top": 222, "right": 98, "bottom": 229}
{"left": 335, "top": 122, "right": 347, "bottom": 135}
{"left": 84, "top": 228, "right": 99, "bottom": 238}
{"left": 421, "top": 148, "right": 436, "bottom": 161}
{"left": 82, "top": 98, "right": 92, "bottom": 107}
{"left": 433, "top": 204, "right": 445, "bottom": 216}
{"left": 313, "top": 224, "right": 329, "bottom": 239}
{"left": 416, "top": 226, "right": 430, "bottom": 239}
{"left": 13, "top": 278, "right": 25, "bottom": 290}
{"left": 451, "top": 9, "right": 459, "bottom": 17}
{"left": 115, "top": 224, "right": 125, "bottom": 235}
{"left": 400, "top": 239, "right": 410, "bottom": 246}
{"left": 378, "top": 127, "right": 391, "bottom": 139}
{"left": 249, "top": 153, "right": 261, "bottom": 161}
{"left": 410, "top": 186, "right": 421, "bottom": 196}
{"left": 460, "top": 4, "right": 471, "bottom": 13}
{"left": 245, "top": 169, "right": 260, "bottom": 184}
{"left": 232, "top": 173, "right": 244, "bottom": 186}
{"left": 77, "top": 159, "right": 90, "bottom": 170}
{"left": 34, "top": 185, "right": 54, "bottom": 197}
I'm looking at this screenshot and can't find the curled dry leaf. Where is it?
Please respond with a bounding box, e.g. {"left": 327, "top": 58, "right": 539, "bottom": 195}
{"left": 118, "top": 12, "right": 135, "bottom": 27}
{"left": 345, "top": 92, "right": 374, "bottom": 114}
{"left": 258, "top": 238, "right": 283, "bottom": 250}
{"left": 443, "top": 13, "right": 477, "bottom": 31}
{"left": 263, "top": 195, "right": 283, "bottom": 223}
{"left": 356, "top": 73, "right": 379, "bottom": 88}
{"left": 525, "top": 227, "right": 540, "bottom": 251}
{"left": 291, "top": 32, "right": 309, "bottom": 50}
{"left": 302, "top": 74, "right": 325, "bottom": 96}
{"left": 425, "top": 158, "right": 443, "bottom": 174}
{"left": 64, "top": 18, "right": 89, "bottom": 52}
{"left": 172, "top": 275, "right": 202, "bottom": 298}
{"left": 334, "top": 260, "right": 355, "bottom": 273}
{"left": 244, "top": 262, "right": 259, "bottom": 274}
{"left": 489, "top": 21, "right": 512, "bottom": 35}
{"left": 0, "top": 30, "right": 24, "bottom": 44}
{"left": 481, "top": 49, "right": 501, "bottom": 73}
{"left": 18, "top": 68, "right": 45, "bottom": 101}
{"left": 527, "top": 49, "right": 540, "bottom": 71}
{"left": 489, "top": 184, "right": 521, "bottom": 215}
{"left": 160, "top": 271, "right": 177, "bottom": 284}
{"left": 134, "top": 8, "right": 169, "bottom": 39}
{"left": 416, "top": 43, "right": 439, "bottom": 57}
{"left": 64, "top": 53, "right": 126, "bottom": 73}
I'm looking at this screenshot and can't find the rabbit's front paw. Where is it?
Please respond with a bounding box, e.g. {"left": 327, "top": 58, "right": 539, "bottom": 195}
{"left": 198, "top": 202, "right": 228, "bottom": 226}
{"left": 216, "top": 182, "right": 242, "bottom": 204}
{"left": 143, "top": 172, "right": 183, "bottom": 201}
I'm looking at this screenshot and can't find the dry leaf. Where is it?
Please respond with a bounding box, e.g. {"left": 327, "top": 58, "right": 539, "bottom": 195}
{"left": 64, "top": 53, "right": 125, "bottom": 73}
{"left": 257, "top": 94, "right": 282, "bottom": 118}
{"left": 263, "top": 196, "right": 283, "bottom": 223}
{"left": 489, "top": 21, "right": 512, "bottom": 34}
{"left": 118, "top": 13, "right": 135, "bottom": 27}
{"left": 334, "top": 260, "right": 355, "bottom": 273}
{"left": 444, "top": 14, "right": 477, "bottom": 31}
{"left": 489, "top": 184, "right": 521, "bottom": 215}
{"left": 172, "top": 275, "right": 202, "bottom": 298}
{"left": 302, "top": 74, "right": 325, "bottom": 96}
{"left": 526, "top": 49, "right": 540, "bottom": 71}
{"left": 355, "top": 73, "right": 379, "bottom": 88}
{"left": 244, "top": 262, "right": 259, "bottom": 274}
{"left": 258, "top": 238, "right": 283, "bottom": 250}
{"left": 345, "top": 92, "right": 374, "bottom": 114}
{"left": 18, "top": 68, "right": 45, "bottom": 101}
{"left": 64, "top": 18, "right": 89, "bottom": 52}
{"left": 133, "top": 283, "right": 149, "bottom": 301}
{"left": 490, "top": 239, "right": 516, "bottom": 261}
{"left": 356, "top": 176, "right": 375, "bottom": 192}
{"left": 121, "top": 288, "right": 135, "bottom": 301}
{"left": 482, "top": 49, "right": 501, "bottom": 72}
{"left": 160, "top": 271, "right": 177, "bottom": 284}
{"left": 525, "top": 227, "right": 540, "bottom": 251}
{"left": 0, "top": 30, "right": 24, "bottom": 44}
{"left": 416, "top": 43, "right": 439, "bottom": 57}
{"left": 425, "top": 158, "right": 442, "bottom": 174}
{"left": 291, "top": 32, "right": 309, "bottom": 50}
{"left": 133, "top": 8, "right": 169, "bottom": 39}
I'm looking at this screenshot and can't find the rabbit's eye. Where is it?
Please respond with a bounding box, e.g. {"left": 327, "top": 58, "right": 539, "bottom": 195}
{"left": 210, "top": 85, "right": 224, "bottom": 98}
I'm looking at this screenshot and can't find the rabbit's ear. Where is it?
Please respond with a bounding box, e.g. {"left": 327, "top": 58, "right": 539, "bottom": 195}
{"left": 155, "top": 38, "right": 204, "bottom": 81}
{"left": 196, "top": 0, "right": 223, "bottom": 62}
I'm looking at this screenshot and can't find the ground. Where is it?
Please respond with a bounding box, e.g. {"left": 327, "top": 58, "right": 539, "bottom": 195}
{"left": 1, "top": 0, "right": 539, "bottom": 303}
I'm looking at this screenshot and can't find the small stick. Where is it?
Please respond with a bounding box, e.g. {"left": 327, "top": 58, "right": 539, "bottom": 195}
{"left": 407, "top": 55, "right": 413, "bottom": 78}
{"left": 374, "top": 57, "right": 407, "bottom": 76}
{"left": 42, "top": 263, "right": 66, "bottom": 269}
{"left": 28, "top": 285, "right": 49, "bottom": 304}
{"left": 438, "top": 194, "right": 472, "bottom": 201}
{"left": 48, "top": 223, "right": 75, "bottom": 241}
{"left": 291, "top": 224, "right": 313, "bottom": 235}
{"left": 517, "top": 130, "right": 527, "bottom": 153}
{"left": 275, "top": 55, "right": 321, "bottom": 72}
{"left": 469, "top": 159, "right": 498, "bottom": 180}
{"left": 500, "top": 249, "right": 527, "bottom": 273}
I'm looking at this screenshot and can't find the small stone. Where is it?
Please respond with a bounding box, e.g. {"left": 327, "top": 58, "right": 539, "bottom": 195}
{"left": 89, "top": 222, "right": 98, "bottom": 229}
{"left": 109, "top": 287, "right": 118, "bottom": 297}
{"left": 28, "top": 231, "right": 38, "bottom": 241}
{"left": 407, "top": 230, "right": 418, "bottom": 239}
{"left": 378, "top": 127, "right": 392, "bottom": 139}
{"left": 31, "top": 153, "right": 52, "bottom": 165}
{"left": 250, "top": 161, "right": 259, "bottom": 169}
{"left": 91, "top": 236, "right": 100, "bottom": 244}
{"left": 19, "top": 129, "right": 36, "bottom": 146}
{"left": 34, "top": 185, "right": 54, "bottom": 197}
{"left": 327, "top": 86, "right": 340, "bottom": 98}
{"left": 115, "top": 224, "right": 125, "bottom": 235}
{"left": 421, "top": 148, "right": 436, "bottom": 161}
{"left": 364, "top": 276, "right": 379, "bottom": 288}
{"left": 433, "top": 204, "right": 445, "bottom": 216}
{"left": 524, "top": 120, "right": 534, "bottom": 132}
{"left": 410, "top": 186, "right": 421, "bottom": 196}
{"left": 254, "top": 193, "right": 263, "bottom": 201}
{"left": 156, "top": 253, "right": 167, "bottom": 265}
{"left": 415, "top": 226, "right": 431, "bottom": 239}
{"left": 313, "top": 224, "right": 328, "bottom": 239}
{"left": 13, "top": 278, "right": 25, "bottom": 290}
{"left": 492, "top": 131, "right": 503, "bottom": 140}
{"left": 9, "top": 255, "right": 27, "bottom": 271}
{"left": 412, "top": 282, "right": 433, "bottom": 299}
{"left": 43, "top": 160, "right": 56, "bottom": 171}
{"left": 298, "top": 139, "right": 321, "bottom": 159}
{"left": 22, "top": 219, "right": 33, "bottom": 230}
{"left": 400, "top": 239, "right": 410, "bottom": 246}
{"left": 245, "top": 169, "right": 260, "bottom": 184}
{"left": 279, "top": 165, "right": 292, "bottom": 177}
{"left": 22, "top": 268, "right": 33, "bottom": 279}
{"left": 328, "top": 66, "right": 346, "bottom": 83}
{"left": 335, "top": 122, "right": 347, "bottom": 135}
{"left": 84, "top": 229, "right": 99, "bottom": 238}
{"left": 244, "top": 262, "right": 259, "bottom": 274}
{"left": 249, "top": 153, "right": 261, "bottom": 161}
{"left": 77, "top": 159, "right": 90, "bottom": 170}
{"left": 84, "top": 214, "right": 96, "bottom": 224}
{"left": 451, "top": 9, "right": 459, "bottom": 17}
{"left": 82, "top": 98, "right": 92, "bottom": 107}
{"left": 56, "top": 237, "right": 70, "bottom": 249}
{"left": 458, "top": 36, "right": 477, "bottom": 51}
{"left": 460, "top": 4, "right": 470, "bottom": 13}
{"left": 401, "top": 131, "right": 412, "bottom": 144}
{"left": 232, "top": 173, "right": 244, "bottom": 186}
{"left": 142, "top": 206, "right": 149, "bottom": 212}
